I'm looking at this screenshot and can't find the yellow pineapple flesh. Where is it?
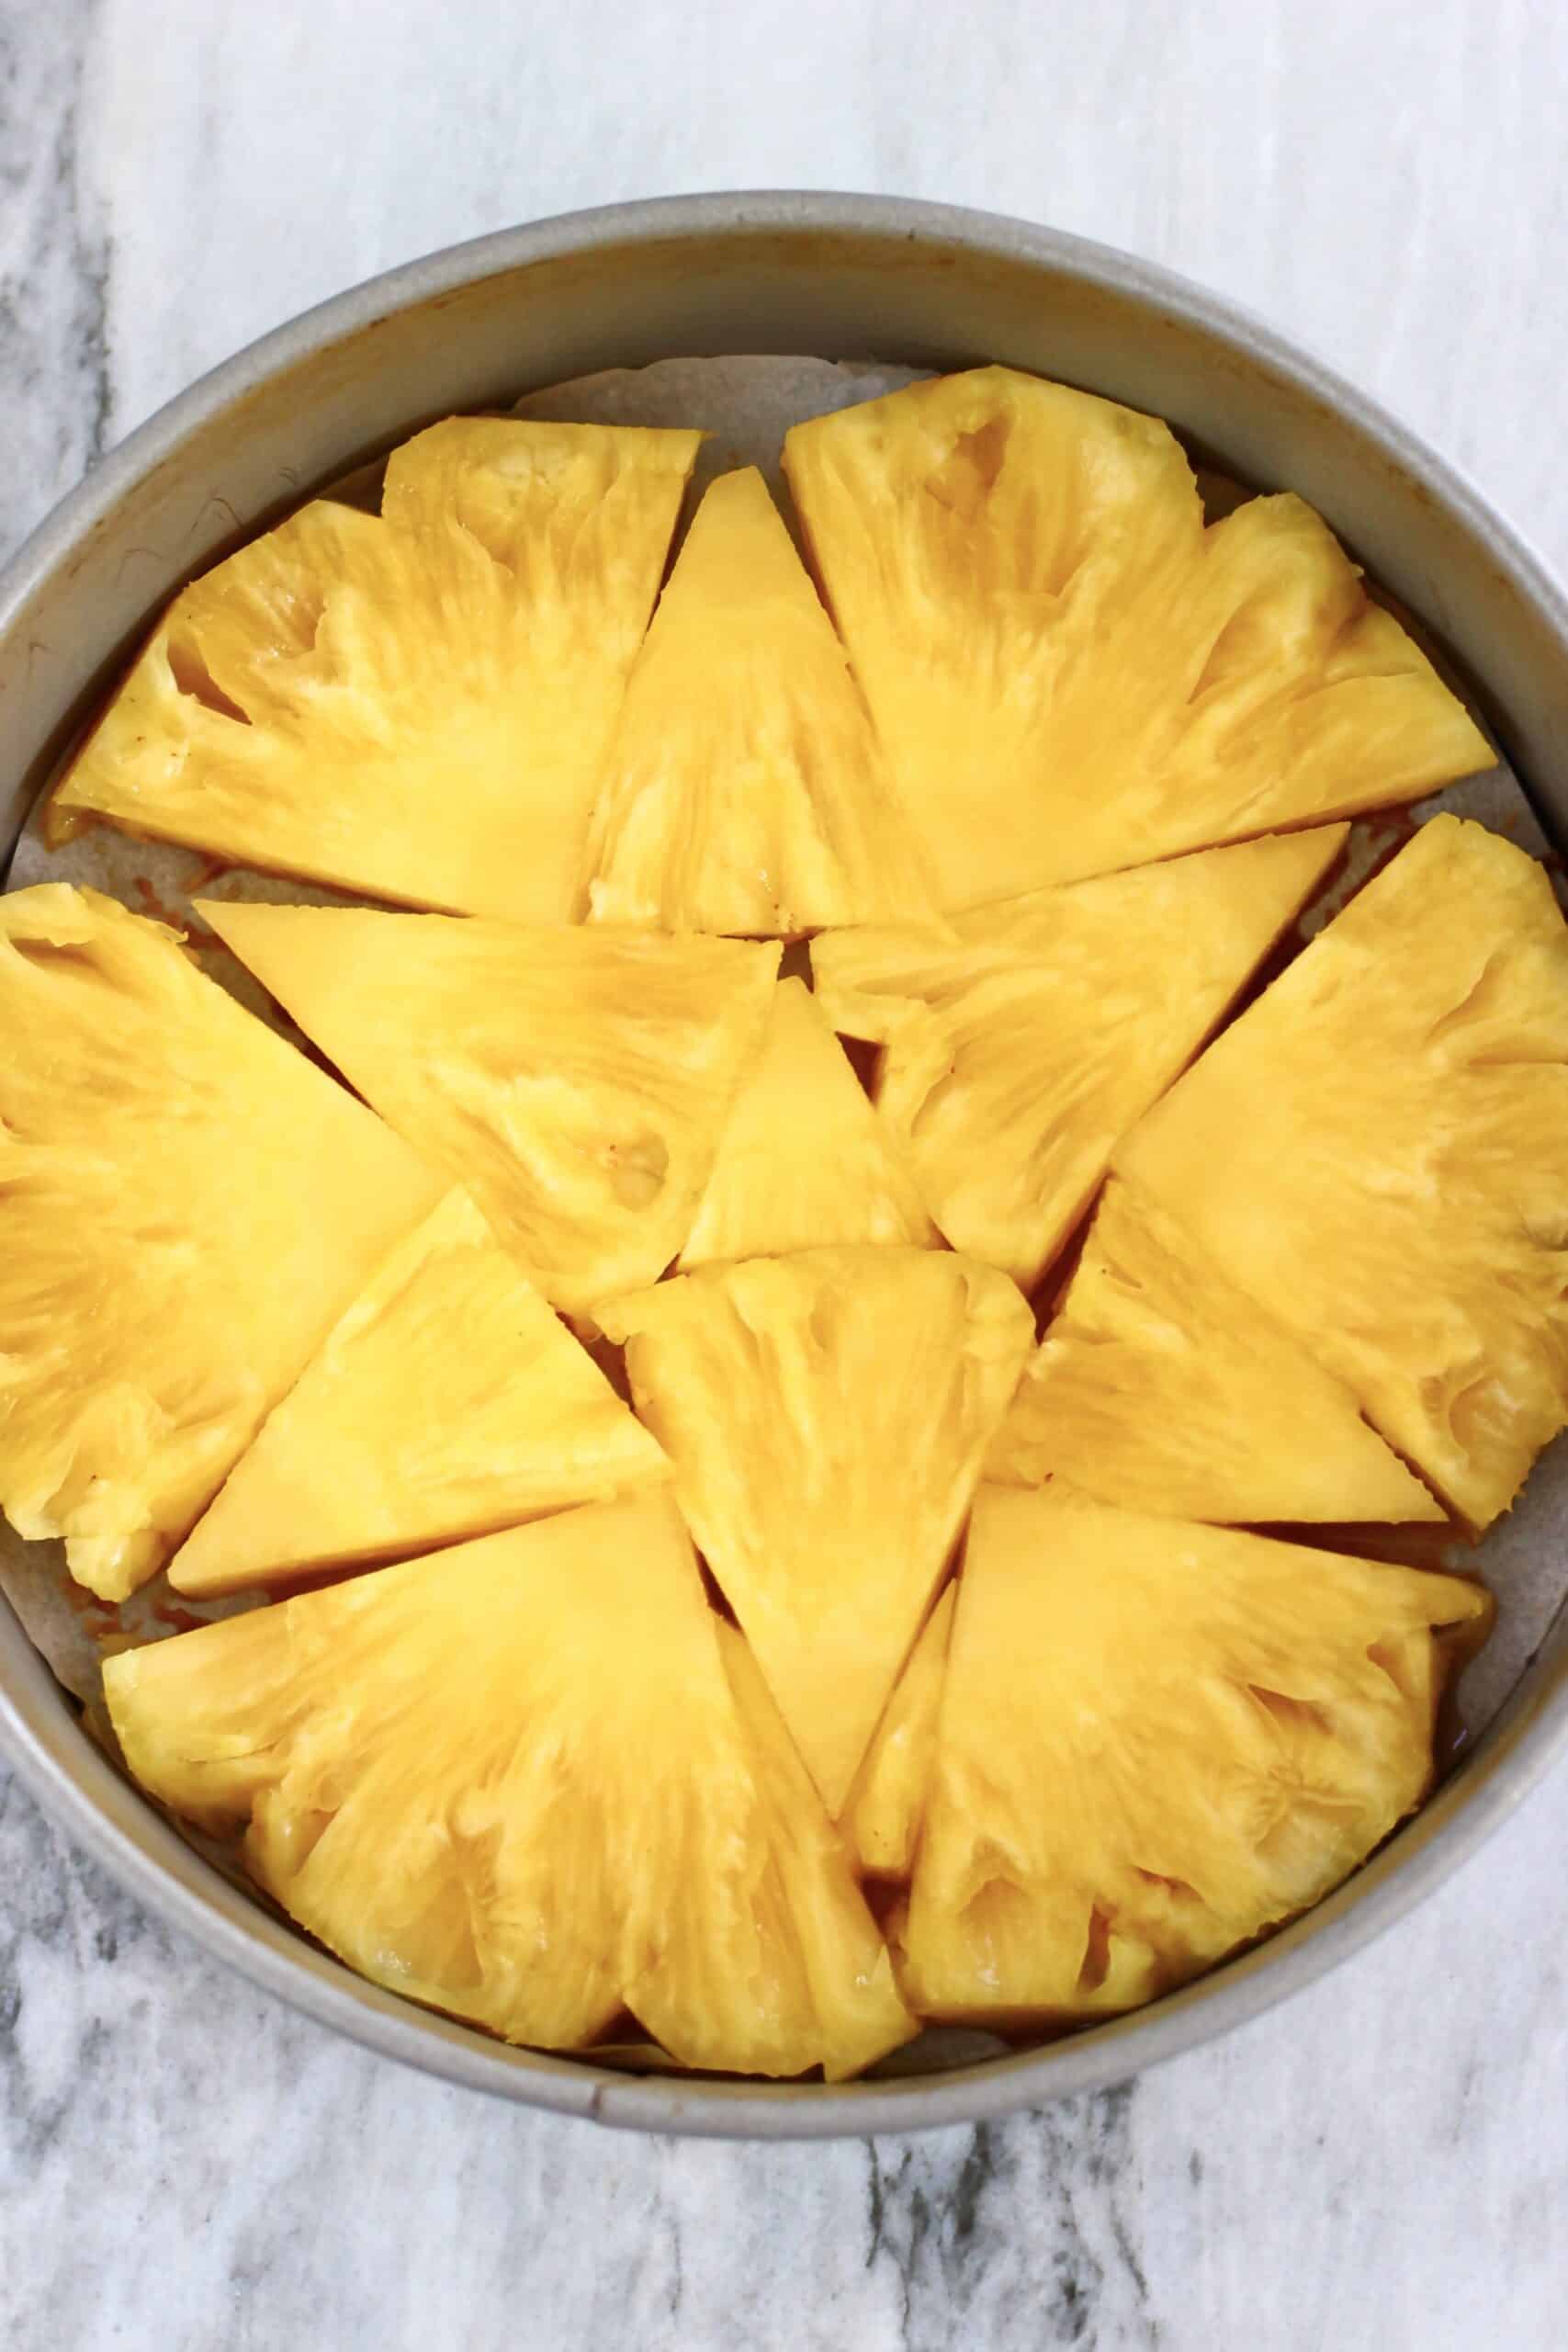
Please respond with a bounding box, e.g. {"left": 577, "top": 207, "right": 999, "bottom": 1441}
{"left": 106, "top": 1494, "right": 914, "bottom": 2078}
{"left": 784, "top": 368, "right": 1489, "bottom": 912}
{"left": 24, "top": 357, "right": 1538, "bottom": 2079}
{"left": 1118, "top": 816, "right": 1568, "bottom": 1529}
{"left": 583, "top": 467, "right": 933, "bottom": 933}
{"left": 842, "top": 1584, "right": 955, "bottom": 1879}
{"left": 679, "top": 977, "right": 934, "bottom": 1267}
{"left": 168, "top": 1190, "right": 669, "bottom": 1594}
{"left": 897, "top": 1486, "right": 1487, "bottom": 2024}
{"left": 989, "top": 1178, "right": 1442, "bottom": 1524}
{"left": 715, "top": 1619, "right": 917, "bottom": 2059}
{"left": 599, "top": 1248, "right": 1033, "bottom": 1814}
{"left": 51, "top": 419, "right": 700, "bottom": 922}
{"left": 198, "top": 899, "right": 780, "bottom": 1321}
{"left": 0, "top": 885, "right": 438, "bottom": 1600}
{"left": 811, "top": 825, "right": 1346, "bottom": 1294}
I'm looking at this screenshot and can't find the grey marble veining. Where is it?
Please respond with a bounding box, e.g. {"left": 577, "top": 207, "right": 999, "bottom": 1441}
{"left": 0, "top": 1, "right": 109, "bottom": 554}
{"left": 5, "top": 3, "right": 1568, "bottom": 2346}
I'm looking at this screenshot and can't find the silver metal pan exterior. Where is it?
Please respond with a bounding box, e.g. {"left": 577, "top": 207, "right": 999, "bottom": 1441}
{"left": 2, "top": 192, "right": 1565, "bottom": 2139}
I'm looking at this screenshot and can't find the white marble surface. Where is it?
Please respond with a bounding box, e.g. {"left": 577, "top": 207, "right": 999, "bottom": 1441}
{"left": 4, "top": 2, "right": 1568, "bottom": 2344}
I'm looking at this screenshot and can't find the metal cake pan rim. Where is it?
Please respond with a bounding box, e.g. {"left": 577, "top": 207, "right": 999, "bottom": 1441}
{"left": 2, "top": 189, "right": 1565, "bottom": 2138}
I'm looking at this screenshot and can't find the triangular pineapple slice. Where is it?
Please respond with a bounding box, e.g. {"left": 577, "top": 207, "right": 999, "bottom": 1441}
{"left": 168, "top": 1190, "right": 670, "bottom": 1594}
{"left": 988, "top": 1179, "right": 1442, "bottom": 1524}
{"left": 897, "top": 1486, "right": 1487, "bottom": 2024}
{"left": 198, "top": 899, "right": 781, "bottom": 1320}
{"left": 582, "top": 467, "right": 933, "bottom": 933}
{"left": 106, "top": 1494, "right": 914, "bottom": 2078}
{"left": 680, "top": 978, "right": 933, "bottom": 1267}
{"left": 784, "top": 367, "right": 1489, "bottom": 911}
{"left": 51, "top": 419, "right": 699, "bottom": 922}
{"left": 599, "top": 1249, "right": 1033, "bottom": 1813}
{"left": 1118, "top": 816, "right": 1568, "bottom": 1529}
{"left": 841, "top": 1584, "right": 955, "bottom": 1878}
{"left": 716, "top": 1619, "right": 918, "bottom": 2052}
{"left": 811, "top": 826, "right": 1345, "bottom": 1294}
{"left": 0, "top": 885, "right": 438, "bottom": 1601}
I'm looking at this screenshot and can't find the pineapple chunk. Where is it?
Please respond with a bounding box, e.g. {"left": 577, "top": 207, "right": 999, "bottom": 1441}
{"left": 168, "top": 1191, "right": 669, "bottom": 1594}
{"left": 1118, "top": 816, "right": 1568, "bottom": 1529}
{"left": 716, "top": 1620, "right": 918, "bottom": 2051}
{"left": 841, "top": 1585, "right": 955, "bottom": 1879}
{"left": 51, "top": 419, "right": 699, "bottom": 922}
{"left": 989, "top": 1179, "right": 1441, "bottom": 1524}
{"left": 583, "top": 468, "right": 933, "bottom": 933}
{"left": 680, "top": 978, "right": 933, "bottom": 1267}
{"left": 812, "top": 826, "right": 1346, "bottom": 1294}
{"left": 198, "top": 899, "right": 781, "bottom": 1321}
{"left": 898, "top": 1486, "right": 1487, "bottom": 2024}
{"left": 107, "top": 1495, "right": 913, "bottom": 2077}
{"left": 599, "top": 1249, "right": 1032, "bottom": 1814}
{"left": 0, "top": 886, "right": 438, "bottom": 1600}
{"left": 784, "top": 368, "right": 1489, "bottom": 911}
